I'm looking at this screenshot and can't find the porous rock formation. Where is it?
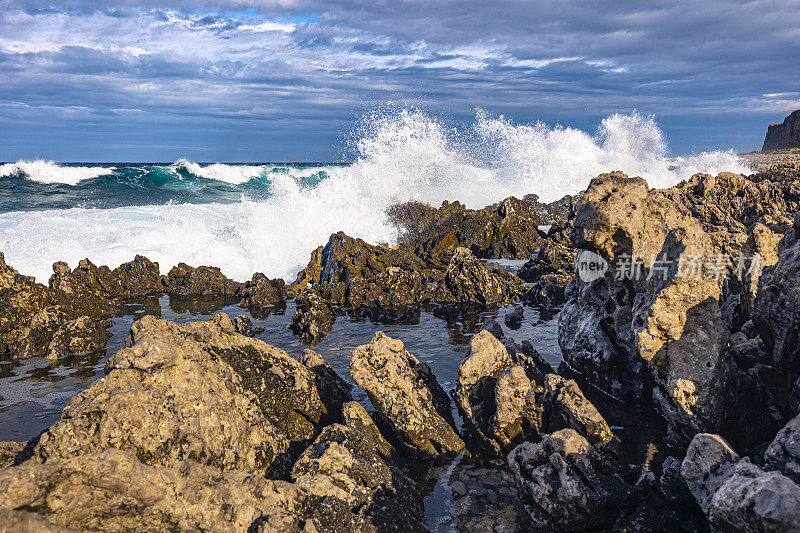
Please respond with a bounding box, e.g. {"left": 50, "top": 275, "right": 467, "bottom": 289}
{"left": 350, "top": 331, "right": 465, "bottom": 457}
{"left": 288, "top": 231, "right": 523, "bottom": 343}
{"left": 0, "top": 314, "right": 427, "bottom": 532}
{"left": 681, "top": 433, "right": 800, "bottom": 531}
{"left": 560, "top": 170, "right": 800, "bottom": 449}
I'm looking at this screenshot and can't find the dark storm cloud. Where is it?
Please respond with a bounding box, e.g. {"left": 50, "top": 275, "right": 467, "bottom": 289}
{"left": 0, "top": 0, "right": 798, "bottom": 160}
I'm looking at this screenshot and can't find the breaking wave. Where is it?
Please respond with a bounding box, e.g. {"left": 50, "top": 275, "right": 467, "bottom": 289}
{"left": 0, "top": 109, "right": 751, "bottom": 283}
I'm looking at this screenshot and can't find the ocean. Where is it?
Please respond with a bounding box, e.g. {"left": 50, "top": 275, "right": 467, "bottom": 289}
{"left": 0, "top": 109, "right": 749, "bottom": 284}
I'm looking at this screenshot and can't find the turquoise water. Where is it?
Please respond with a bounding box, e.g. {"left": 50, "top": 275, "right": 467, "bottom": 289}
{"left": 0, "top": 162, "right": 337, "bottom": 213}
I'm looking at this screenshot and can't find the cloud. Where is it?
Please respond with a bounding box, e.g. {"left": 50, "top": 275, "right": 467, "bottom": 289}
{"left": 0, "top": 0, "right": 798, "bottom": 160}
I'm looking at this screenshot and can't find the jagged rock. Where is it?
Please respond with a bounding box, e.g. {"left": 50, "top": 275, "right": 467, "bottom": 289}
{"left": 35, "top": 314, "right": 329, "bottom": 477}
{"left": 389, "top": 196, "right": 545, "bottom": 261}
{"left": 763, "top": 109, "right": 800, "bottom": 150}
{"left": 289, "top": 424, "right": 426, "bottom": 532}
{"left": 239, "top": 272, "right": 287, "bottom": 309}
{"left": 295, "top": 232, "right": 428, "bottom": 293}
{"left": 491, "top": 366, "right": 543, "bottom": 452}
{"left": 289, "top": 289, "right": 336, "bottom": 345}
{"left": 347, "top": 267, "right": 424, "bottom": 310}
{"left": 231, "top": 314, "right": 262, "bottom": 336}
{"left": 561, "top": 170, "right": 800, "bottom": 447}
{"left": 428, "top": 247, "right": 521, "bottom": 306}
{"left": 49, "top": 255, "right": 160, "bottom": 313}
{"left": 659, "top": 455, "right": 694, "bottom": 502}
{"left": 480, "top": 318, "right": 505, "bottom": 339}
{"left": 681, "top": 433, "right": 800, "bottom": 531}
{"left": 162, "top": 262, "right": 243, "bottom": 297}
{"left": 0, "top": 442, "right": 26, "bottom": 468}
{"left": 765, "top": 412, "right": 800, "bottom": 484}
{"left": 341, "top": 401, "right": 396, "bottom": 459}
{"left": 0, "top": 255, "right": 80, "bottom": 359}
{"left": 507, "top": 429, "right": 632, "bottom": 531}
{"left": 542, "top": 374, "right": 616, "bottom": 450}
{"left": 299, "top": 349, "right": 353, "bottom": 424}
{"left": 740, "top": 222, "right": 783, "bottom": 319}
{"left": 287, "top": 245, "right": 324, "bottom": 296}
{"left": 753, "top": 213, "right": 800, "bottom": 373}
{"left": 519, "top": 231, "right": 575, "bottom": 308}
{"left": 350, "top": 332, "right": 464, "bottom": 457}
{"left": 44, "top": 315, "right": 111, "bottom": 359}
{"left": 0, "top": 448, "right": 304, "bottom": 532}
{"left": 454, "top": 330, "right": 545, "bottom": 453}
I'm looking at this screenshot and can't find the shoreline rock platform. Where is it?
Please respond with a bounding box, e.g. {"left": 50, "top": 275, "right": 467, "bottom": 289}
{"left": 3, "top": 153, "right": 800, "bottom": 531}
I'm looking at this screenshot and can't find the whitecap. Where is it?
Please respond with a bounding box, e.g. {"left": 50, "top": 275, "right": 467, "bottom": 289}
{"left": 0, "top": 160, "right": 116, "bottom": 185}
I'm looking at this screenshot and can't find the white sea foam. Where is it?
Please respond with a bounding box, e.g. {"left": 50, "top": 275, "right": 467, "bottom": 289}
{"left": 0, "top": 109, "right": 752, "bottom": 283}
{"left": 0, "top": 160, "right": 116, "bottom": 185}
{"left": 172, "top": 159, "right": 265, "bottom": 184}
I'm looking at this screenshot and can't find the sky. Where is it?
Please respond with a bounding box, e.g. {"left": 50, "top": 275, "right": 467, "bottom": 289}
{"left": 1, "top": 0, "right": 799, "bottom": 162}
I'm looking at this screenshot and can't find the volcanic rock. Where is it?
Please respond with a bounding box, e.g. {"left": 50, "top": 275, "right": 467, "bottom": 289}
{"left": 454, "top": 330, "right": 546, "bottom": 453}
{"left": 289, "top": 423, "right": 426, "bottom": 531}
{"left": 350, "top": 331, "right": 464, "bottom": 457}
{"left": 389, "top": 196, "right": 545, "bottom": 261}
{"left": 0, "top": 448, "right": 305, "bottom": 532}
{"left": 765, "top": 412, "right": 800, "bottom": 484}
{"left": 162, "top": 262, "right": 243, "bottom": 298}
{"left": 289, "top": 289, "right": 337, "bottom": 345}
{"left": 542, "top": 374, "right": 616, "bottom": 450}
{"left": 238, "top": 272, "right": 287, "bottom": 309}
{"left": 681, "top": 433, "right": 800, "bottom": 531}
{"left": 507, "top": 429, "right": 632, "bottom": 531}
{"left": 299, "top": 349, "right": 353, "bottom": 424}
{"left": 34, "top": 314, "right": 330, "bottom": 477}
{"left": 428, "top": 247, "right": 522, "bottom": 306}
{"left": 753, "top": 212, "right": 800, "bottom": 374}
{"left": 341, "top": 401, "right": 396, "bottom": 459}
{"left": 560, "top": 170, "right": 800, "bottom": 447}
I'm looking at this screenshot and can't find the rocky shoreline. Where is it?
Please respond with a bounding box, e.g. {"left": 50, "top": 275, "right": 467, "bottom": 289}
{"left": 2, "top": 160, "right": 800, "bottom": 531}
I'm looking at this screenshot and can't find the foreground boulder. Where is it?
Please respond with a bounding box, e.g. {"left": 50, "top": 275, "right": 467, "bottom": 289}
{"left": 681, "top": 433, "right": 800, "bottom": 531}
{"left": 0, "top": 448, "right": 304, "bottom": 532}
{"left": 560, "top": 170, "right": 800, "bottom": 448}
{"left": 34, "top": 314, "right": 334, "bottom": 477}
{"left": 508, "top": 429, "right": 632, "bottom": 531}
{"left": 289, "top": 424, "right": 426, "bottom": 531}
{"left": 453, "top": 330, "right": 545, "bottom": 453}
{"left": 350, "top": 332, "right": 465, "bottom": 457}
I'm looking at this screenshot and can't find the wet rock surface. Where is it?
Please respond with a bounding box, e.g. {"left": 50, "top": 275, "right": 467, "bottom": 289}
{"left": 561, "top": 170, "right": 800, "bottom": 450}
{"left": 4, "top": 166, "right": 800, "bottom": 531}
{"left": 454, "top": 330, "right": 544, "bottom": 453}
{"left": 0, "top": 314, "right": 428, "bottom": 532}
{"left": 388, "top": 196, "right": 549, "bottom": 262}
{"left": 681, "top": 433, "right": 800, "bottom": 531}
{"left": 351, "top": 332, "right": 465, "bottom": 457}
